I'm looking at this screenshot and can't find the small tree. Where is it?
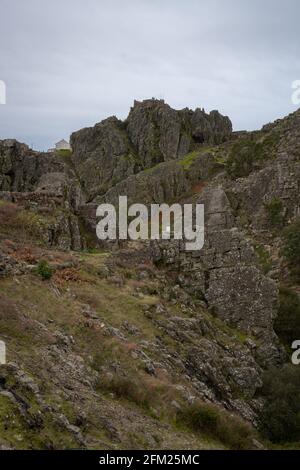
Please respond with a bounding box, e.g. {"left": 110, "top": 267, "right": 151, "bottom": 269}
{"left": 274, "top": 287, "right": 300, "bottom": 346}
{"left": 226, "top": 140, "right": 257, "bottom": 178}
{"left": 265, "top": 197, "right": 285, "bottom": 227}
{"left": 259, "top": 365, "right": 300, "bottom": 443}
{"left": 177, "top": 401, "right": 254, "bottom": 449}
{"left": 282, "top": 218, "right": 300, "bottom": 277}
{"left": 37, "top": 260, "right": 53, "bottom": 280}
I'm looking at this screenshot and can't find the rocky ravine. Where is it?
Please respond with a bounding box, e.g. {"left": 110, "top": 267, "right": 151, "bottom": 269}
{"left": 0, "top": 99, "right": 299, "bottom": 449}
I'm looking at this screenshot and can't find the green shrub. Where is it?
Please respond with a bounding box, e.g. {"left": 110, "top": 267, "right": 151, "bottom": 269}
{"left": 259, "top": 365, "right": 300, "bottom": 443}
{"left": 111, "top": 175, "right": 120, "bottom": 186}
{"left": 255, "top": 244, "right": 272, "bottom": 274}
{"left": 37, "top": 260, "right": 53, "bottom": 280}
{"left": 179, "top": 401, "right": 219, "bottom": 433}
{"left": 176, "top": 401, "right": 255, "bottom": 449}
{"left": 179, "top": 151, "right": 201, "bottom": 170}
{"left": 226, "top": 131, "right": 280, "bottom": 179}
{"left": 265, "top": 198, "right": 285, "bottom": 227}
{"left": 274, "top": 287, "right": 300, "bottom": 346}
{"left": 98, "top": 375, "right": 154, "bottom": 409}
{"left": 282, "top": 219, "right": 300, "bottom": 272}
{"left": 55, "top": 149, "right": 72, "bottom": 158}
{"left": 226, "top": 140, "right": 265, "bottom": 178}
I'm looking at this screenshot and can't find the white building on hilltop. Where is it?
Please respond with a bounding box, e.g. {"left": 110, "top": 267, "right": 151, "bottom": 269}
{"left": 55, "top": 139, "right": 71, "bottom": 150}
{"left": 48, "top": 139, "right": 71, "bottom": 152}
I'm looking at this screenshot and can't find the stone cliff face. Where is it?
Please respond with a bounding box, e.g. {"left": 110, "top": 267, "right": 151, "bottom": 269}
{"left": 70, "top": 117, "right": 139, "bottom": 200}
{"left": 0, "top": 139, "right": 65, "bottom": 192}
{"left": 226, "top": 112, "right": 300, "bottom": 231}
{"left": 0, "top": 102, "right": 299, "bottom": 449}
{"left": 0, "top": 139, "right": 85, "bottom": 250}
{"left": 70, "top": 99, "right": 232, "bottom": 200}
{"left": 151, "top": 185, "right": 284, "bottom": 371}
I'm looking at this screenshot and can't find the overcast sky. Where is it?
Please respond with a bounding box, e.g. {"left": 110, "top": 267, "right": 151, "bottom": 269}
{"left": 0, "top": 0, "right": 300, "bottom": 150}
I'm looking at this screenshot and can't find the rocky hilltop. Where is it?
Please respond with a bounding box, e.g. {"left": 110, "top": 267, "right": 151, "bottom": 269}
{"left": 0, "top": 99, "right": 299, "bottom": 449}
{"left": 70, "top": 99, "right": 232, "bottom": 200}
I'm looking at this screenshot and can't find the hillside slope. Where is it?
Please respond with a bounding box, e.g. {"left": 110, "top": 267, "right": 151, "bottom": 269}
{"left": 1, "top": 101, "right": 300, "bottom": 449}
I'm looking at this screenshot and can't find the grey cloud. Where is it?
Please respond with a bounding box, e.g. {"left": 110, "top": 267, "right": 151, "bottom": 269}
{"left": 0, "top": 0, "right": 299, "bottom": 149}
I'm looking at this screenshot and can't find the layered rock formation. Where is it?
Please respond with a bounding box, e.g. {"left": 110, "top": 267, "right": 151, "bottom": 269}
{"left": 0, "top": 102, "right": 300, "bottom": 449}
{"left": 0, "top": 139, "right": 85, "bottom": 250}
{"left": 0, "top": 139, "right": 65, "bottom": 192}
{"left": 151, "top": 185, "right": 284, "bottom": 371}
{"left": 70, "top": 99, "right": 232, "bottom": 200}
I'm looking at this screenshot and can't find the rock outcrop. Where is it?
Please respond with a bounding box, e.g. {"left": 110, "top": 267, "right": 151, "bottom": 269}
{"left": 70, "top": 117, "right": 140, "bottom": 200}
{"left": 126, "top": 100, "right": 232, "bottom": 166}
{"left": 70, "top": 99, "right": 232, "bottom": 200}
{"left": 0, "top": 139, "right": 86, "bottom": 250}
{"left": 151, "top": 186, "right": 284, "bottom": 369}
{"left": 0, "top": 140, "right": 65, "bottom": 192}
{"left": 1, "top": 102, "right": 300, "bottom": 449}
{"left": 225, "top": 112, "right": 300, "bottom": 231}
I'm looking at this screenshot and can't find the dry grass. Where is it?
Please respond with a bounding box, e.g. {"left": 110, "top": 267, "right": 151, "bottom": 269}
{"left": 176, "top": 401, "right": 256, "bottom": 450}
{"left": 0, "top": 200, "right": 46, "bottom": 242}
{"left": 0, "top": 294, "right": 54, "bottom": 348}
{"left": 96, "top": 372, "right": 180, "bottom": 419}
{"left": 0, "top": 200, "right": 20, "bottom": 228}
{"left": 53, "top": 268, "right": 82, "bottom": 286}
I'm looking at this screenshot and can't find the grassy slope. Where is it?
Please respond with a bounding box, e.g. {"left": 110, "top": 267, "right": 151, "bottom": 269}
{"left": 0, "top": 209, "right": 226, "bottom": 449}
